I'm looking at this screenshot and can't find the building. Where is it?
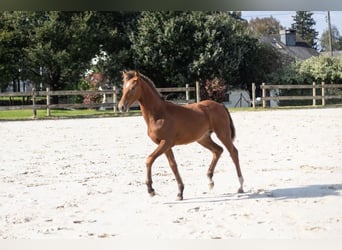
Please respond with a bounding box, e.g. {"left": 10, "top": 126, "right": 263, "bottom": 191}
{"left": 260, "top": 29, "right": 319, "bottom": 61}
{"left": 258, "top": 29, "right": 320, "bottom": 107}
{"left": 5, "top": 80, "right": 34, "bottom": 93}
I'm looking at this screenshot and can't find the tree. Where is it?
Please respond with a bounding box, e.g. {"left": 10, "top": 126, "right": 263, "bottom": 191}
{"left": 248, "top": 16, "right": 284, "bottom": 36}
{"left": 24, "top": 11, "right": 104, "bottom": 91}
{"left": 1, "top": 11, "right": 98, "bottom": 91}
{"left": 0, "top": 11, "right": 31, "bottom": 91}
{"left": 320, "top": 25, "right": 342, "bottom": 52}
{"left": 291, "top": 11, "right": 319, "bottom": 49}
{"left": 130, "top": 11, "right": 198, "bottom": 87}
{"left": 88, "top": 11, "right": 140, "bottom": 85}
{"left": 1, "top": 11, "right": 286, "bottom": 100}
{"left": 130, "top": 11, "right": 258, "bottom": 89}
{"left": 228, "top": 11, "right": 245, "bottom": 21}
{"left": 0, "top": 11, "right": 126, "bottom": 93}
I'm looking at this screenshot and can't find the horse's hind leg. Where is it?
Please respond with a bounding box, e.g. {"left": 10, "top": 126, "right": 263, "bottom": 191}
{"left": 165, "top": 149, "right": 184, "bottom": 200}
{"left": 197, "top": 132, "right": 223, "bottom": 190}
{"left": 216, "top": 131, "right": 244, "bottom": 193}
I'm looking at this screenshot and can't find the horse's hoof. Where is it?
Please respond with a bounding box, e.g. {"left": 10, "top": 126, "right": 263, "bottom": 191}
{"left": 176, "top": 194, "right": 183, "bottom": 201}
{"left": 149, "top": 190, "right": 156, "bottom": 197}
{"left": 208, "top": 181, "right": 214, "bottom": 190}
{"left": 237, "top": 187, "right": 244, "bottom": 193}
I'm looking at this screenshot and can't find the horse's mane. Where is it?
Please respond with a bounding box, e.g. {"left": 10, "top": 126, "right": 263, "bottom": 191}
{"left": 124, "top": 71, "right": 163, "bottom": 99}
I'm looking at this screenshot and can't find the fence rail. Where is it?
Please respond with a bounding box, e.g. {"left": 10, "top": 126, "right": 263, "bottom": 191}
{"left": 251, "top": 82, "right": 342, "bottom": 108}
{"left": 0, "top": 82, "right": 200, "bottom": 118}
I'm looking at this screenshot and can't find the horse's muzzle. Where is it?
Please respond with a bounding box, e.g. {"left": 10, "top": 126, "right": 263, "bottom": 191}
{"left": 118, "top": 102, "right": 129, "bottom": 112}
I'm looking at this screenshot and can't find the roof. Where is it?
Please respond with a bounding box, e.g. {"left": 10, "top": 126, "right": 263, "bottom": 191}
{"left": 259, "top": 34, "right": 319, "bottom": 60}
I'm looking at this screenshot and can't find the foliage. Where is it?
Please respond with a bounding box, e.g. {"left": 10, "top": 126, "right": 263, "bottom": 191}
{"left": 24, "top": 11, "right": 107, "bottom": 91}
{"left": 81, "top": 70, "right": 110, "bottom": 104}
{"left": 297, "top": 56, "right": 342, "bottom": 83}
{"left": 200, "top": 78, "right": 228, "bottom": 102}
{"left": 250, "top": 43, "right": 285, "bottom": 81}
{"left": 0, "top": 11, "right": 289, "bottom": 100}
{"left": 0, "top": 12, "right": 30, "bottom": 91}
{"left": 248, "top": 16, "right": 284, "bottom": 36}
{"left": 268, "top": 55, "right": 342, "bottom": 106}
{"left": 0, "top": 11, "right": 125, "bottom": 92}
{"left": 87, "top": 11, "right": 140, "bottom": 86}
{"left": 269, "top": 55, "right": 342, "bottom": 84}
{"left": 291, "top": 11, "right": 319, "bottom": 49}
{"left": 130, "top": 11, "right": 197, "bottom": 86}
{"left": 320, "top": 25, "right": 342, "bottom": 52}
{"left": 130, "top": 11, "right": 259, "bottom": 88}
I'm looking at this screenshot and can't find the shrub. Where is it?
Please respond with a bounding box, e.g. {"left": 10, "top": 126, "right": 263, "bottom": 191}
{"left": 81, "top": 71, "right": 109, "bottom": 105}
{"left": 200, "top": 78, "right": 228, "bottom": 103}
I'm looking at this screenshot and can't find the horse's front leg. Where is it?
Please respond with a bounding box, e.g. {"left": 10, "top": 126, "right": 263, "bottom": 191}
{"left": 145, "top": 140, "right": 171, "bottom": 197}
{"left": 165, "top": 149, "right": 184, "bottom": 200}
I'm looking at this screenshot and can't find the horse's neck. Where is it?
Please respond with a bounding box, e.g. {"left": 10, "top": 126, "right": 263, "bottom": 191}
{"left": 139, "top": 81, "right": 165, "bottom": 120}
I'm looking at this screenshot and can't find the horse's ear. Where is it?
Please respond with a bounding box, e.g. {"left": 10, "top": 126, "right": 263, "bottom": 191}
{"left": 122, "top": 70, "right": 127, "bottom": 76}
{"left": 134, "top": 71, "right": 139, "bottom": 78}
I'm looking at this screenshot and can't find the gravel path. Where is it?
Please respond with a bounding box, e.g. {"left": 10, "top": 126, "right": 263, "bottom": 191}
{"left": 0, "top": 108, "right": 341, "bottom": 239}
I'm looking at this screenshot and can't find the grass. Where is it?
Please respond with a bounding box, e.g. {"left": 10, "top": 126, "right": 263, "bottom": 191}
{"left": 1, "top": 107, "right": 256, "bottom": 120}
{"left": 0, "top": 109, "right": 141, "bottom": 121}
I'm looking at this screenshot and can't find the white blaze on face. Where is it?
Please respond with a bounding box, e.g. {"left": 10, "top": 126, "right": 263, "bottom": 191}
{"left": 125, "top": 81, "right": 131, "bottom": 89}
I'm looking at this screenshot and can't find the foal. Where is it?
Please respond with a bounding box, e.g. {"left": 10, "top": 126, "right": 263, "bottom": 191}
{"left": 119, "top": 70, "right": 244, "bottom": 200}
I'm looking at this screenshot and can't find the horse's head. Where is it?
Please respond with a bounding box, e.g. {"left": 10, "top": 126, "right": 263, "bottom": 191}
{"left": 118, "top": 70, "right": 142, "bottom": 112}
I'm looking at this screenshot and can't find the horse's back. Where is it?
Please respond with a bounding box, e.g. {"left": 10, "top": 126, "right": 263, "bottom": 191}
{"left": 187, "top": 100, "right": 228, "bottom": 119}
{"left": 189, "top": 100, "right": 232, "bottom": 131}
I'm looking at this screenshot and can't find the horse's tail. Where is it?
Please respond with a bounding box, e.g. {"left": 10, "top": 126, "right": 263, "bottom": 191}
{"left": 223, "top": 105, "right": 236, "bottom": 141}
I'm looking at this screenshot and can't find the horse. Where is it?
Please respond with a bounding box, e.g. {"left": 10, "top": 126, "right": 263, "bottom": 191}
{"left": 118, "top": 70, "right": 244, "bottom": 200}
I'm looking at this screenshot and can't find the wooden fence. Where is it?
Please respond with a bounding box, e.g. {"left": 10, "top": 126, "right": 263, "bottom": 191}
{"left": 0, "top": 82, "right": 200, "bottom": 118}
{"left": 251, "top": 82, "right": 342, "bottom": 108}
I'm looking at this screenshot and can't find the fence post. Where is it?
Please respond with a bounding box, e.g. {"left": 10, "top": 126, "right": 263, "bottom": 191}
{"left": 46, "top": 87, "right": 51, "bottom": 116}
{"left": 32, "top": 88, "right": 37, "bottom": 119}
{"left": 113, "top": 86, "right": 117, "bottom": 112}
{"left": 252, "top": 82, "right": 256, "bottom": 108}
{"left": 262, "top": 82, "right": 266, "bottom": 108}
{"left": 185, "top": 84, "right": 190, "bottom": 102}
{"left": 322, "top": 81, "right": 325, "bottom": 106}
{"left": 312, "top": 82, "right": 316, "bottom": 107}
{"left": 196, "top": 81, "right": 200, "bottom": 103}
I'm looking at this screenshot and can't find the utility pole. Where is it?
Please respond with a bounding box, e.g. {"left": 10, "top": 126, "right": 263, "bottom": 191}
{"left": 327, "top": 11, "right": 333, "bottom": 56}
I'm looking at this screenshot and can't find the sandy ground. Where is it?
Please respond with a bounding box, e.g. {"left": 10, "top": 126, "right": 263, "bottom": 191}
{"left": 0, "top": 108, "right": 341, "bottom": 239}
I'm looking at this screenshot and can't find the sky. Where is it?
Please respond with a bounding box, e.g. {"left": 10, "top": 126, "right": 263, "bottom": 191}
{"left": 241, "top": 11, "right": 342, "bottom": 39}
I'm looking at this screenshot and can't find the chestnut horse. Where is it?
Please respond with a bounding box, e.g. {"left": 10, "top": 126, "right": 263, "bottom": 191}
{"left": 118, "top": 70, "right": 244, "bottom": 200}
